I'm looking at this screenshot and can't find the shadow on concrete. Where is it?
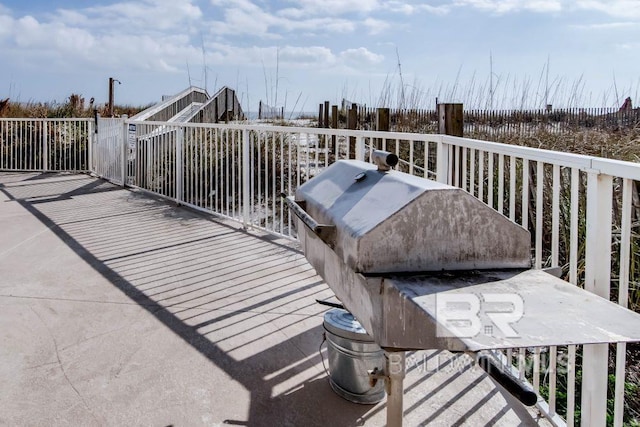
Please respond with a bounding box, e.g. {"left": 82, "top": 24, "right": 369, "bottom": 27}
{"left": 0, "top": 172, "right": 543, "bottom": 426}
{"left": 0, "top": 172, "right": 374, "bottom": 426}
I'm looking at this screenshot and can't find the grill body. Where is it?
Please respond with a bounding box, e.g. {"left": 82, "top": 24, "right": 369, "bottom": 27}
{"left": 289, "top": 159, "right": 640, "bottom": 352}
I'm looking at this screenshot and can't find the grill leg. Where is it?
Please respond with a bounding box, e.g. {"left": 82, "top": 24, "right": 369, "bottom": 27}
{"left": 385, "top": 351, "right": 406, "bottom": 427}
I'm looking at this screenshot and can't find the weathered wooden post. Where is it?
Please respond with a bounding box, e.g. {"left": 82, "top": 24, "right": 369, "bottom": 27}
{"left": 318, "top": 103, "right": 324, "bottom": 128}
{"left": 376, "top": 107, "right": 390, "bottom": 151}
{"left": 348, "top": 105, "right": 358, "bottom": 159}
{"left": 324, "top": 101, "right": 330, "bottom": 129}
{"left": 438, "top": 103, "right": 464, "bottom": 186}
{"left": 331, "top": 105, "right": 338, "bottom": 159}
{"left": 438, "top": 103, "right": 463, "bottom": 136}
{"left": 108, "top": 77, "right": 121, "bottom": 117}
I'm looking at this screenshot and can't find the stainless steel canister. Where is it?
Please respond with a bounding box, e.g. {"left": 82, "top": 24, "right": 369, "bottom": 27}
{"left": 323, "top": 308, "right": 385, "bottom": 404}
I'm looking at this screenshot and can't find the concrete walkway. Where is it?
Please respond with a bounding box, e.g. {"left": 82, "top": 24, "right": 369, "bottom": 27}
{"left": 0, "top": 172, "right": 546, "bottom": 426}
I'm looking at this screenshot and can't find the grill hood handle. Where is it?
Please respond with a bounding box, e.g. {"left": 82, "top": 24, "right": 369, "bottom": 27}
{"left": 281, "top": 193, "right": 336, "bottom": 247}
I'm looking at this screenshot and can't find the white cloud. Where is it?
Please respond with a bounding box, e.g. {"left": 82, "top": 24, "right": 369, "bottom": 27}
{"left": 572, "top": 22, "right": 636, "bottom": 30}
{"left": 79, "top": 0, "right": 203, "bottom": 31}
{"left": 340, "top": 47, "right": 385, "bottom": 66}
{"left": 385, "top": 1, "right": 451, "bottom": 15}
{"left": 0, "top": 0, "right": 206, "bottom": 74}
{"left": 364, "top": 18, "right": 391, "bottom": 34}
{"left": 575, "top": 0, "right": 640, "bottom": 19}
{"left": 207, "top": 43, "right": 383, "bottom": 70}
{"left": 13, "top": 16, "right": 96, "bottom": 53}
{"left": 448, "top": 0, "right": 640, "bottom": 18}
{"left": 284, "top": 0, "right": 380, "bottom": 15}
{"left": 0, "top": 14, "right": 14, "bottom": 39}
{"left": 209, "top": 0, "right": 358, "bottom": 37}
{"left": 452, "top": 0, "right": 562, "bottom": 14}
{"left": 0, "top": 0, "right": 385, "bottom": 78}
{"left": 279, "top": 46, "right": 336, "bottom": 65}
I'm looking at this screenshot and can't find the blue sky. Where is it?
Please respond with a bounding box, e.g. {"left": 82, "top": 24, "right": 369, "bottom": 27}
{"left": 0, "top": 0, "right": 639, "bottom": 111}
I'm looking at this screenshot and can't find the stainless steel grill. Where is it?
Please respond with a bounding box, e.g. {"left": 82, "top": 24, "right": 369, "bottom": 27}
{"left": 285, "top": 152, "right": 640, "bottom": 426}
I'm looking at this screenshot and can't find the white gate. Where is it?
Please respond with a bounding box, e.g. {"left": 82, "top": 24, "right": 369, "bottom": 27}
{"left": 93, "top": 117, "right": 125, "bottom": 184}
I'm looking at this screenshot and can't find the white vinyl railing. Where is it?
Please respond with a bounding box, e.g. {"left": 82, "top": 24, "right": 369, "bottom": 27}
{"left": 3, "top": 117, "right": 639, "bottom": 427}
{"left": 0, "top": 118, "right": 92, "bottom": 172}
{"left": 97, "top": 120, "right": 638, "bottom": 427}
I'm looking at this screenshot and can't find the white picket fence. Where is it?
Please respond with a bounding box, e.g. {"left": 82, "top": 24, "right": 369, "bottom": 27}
{"left": 3, "top": 117, "right": 639, "bottom": 427}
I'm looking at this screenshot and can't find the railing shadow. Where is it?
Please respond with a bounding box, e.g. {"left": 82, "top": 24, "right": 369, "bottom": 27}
{"left": 0, "top": 172, "right": 544, "bottom": 426}
{"left": 0, "top": 172, "right": 373, "bottom": 426}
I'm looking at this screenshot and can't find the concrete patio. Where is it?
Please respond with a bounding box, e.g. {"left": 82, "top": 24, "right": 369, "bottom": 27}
{"left": 0, "top": 171, "right": 547, "bottom": 426}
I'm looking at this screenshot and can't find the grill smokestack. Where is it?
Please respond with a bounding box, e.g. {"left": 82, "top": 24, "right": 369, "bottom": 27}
{"left": 371, "top": 150, "right": 398, "bottom": 171}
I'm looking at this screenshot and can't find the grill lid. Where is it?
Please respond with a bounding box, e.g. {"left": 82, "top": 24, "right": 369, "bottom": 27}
{"left": 295, "top": 159, "right": 531, "bottom": 274}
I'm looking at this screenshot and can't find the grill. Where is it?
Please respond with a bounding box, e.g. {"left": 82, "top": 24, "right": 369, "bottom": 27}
{"left": 285, "top": 151, "right": 640, "bottom": 426}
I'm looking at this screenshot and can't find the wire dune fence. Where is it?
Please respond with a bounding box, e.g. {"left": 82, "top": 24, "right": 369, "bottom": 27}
{"left": 334, "top": 103, "right": 640, "bottom": 137}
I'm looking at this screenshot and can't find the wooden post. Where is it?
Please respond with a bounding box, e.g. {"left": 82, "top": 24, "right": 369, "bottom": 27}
{"left": 318, "top": 103, "right": 323, "bottom": 128}
{"left": 331, "top": 105, "right": 338, "bottom": 129}
{"left": 438, "top": 103, "right": 464, "bottom": 185}
{"left": 438, "top": 103, "right": 463, "bottom": 136}
{"left": 331, "top": 105, "right": 338, "bottom": 159}
{"left": 108, "top": 77, "right": 117, "bottom": 117}
{"left": 348, "top": 106, "right": 357, "bottom": 159}
{"left": 376, "top": 108, "right": 390, "bottom": 151}
{"left": 324, "top": 101, "right": 330, "bottom": 129}
{"left": 258, "top": 101, "right": 262, "bottom": 120}
{"left": 376, "top": 108, "right": 390, "bottom": 132}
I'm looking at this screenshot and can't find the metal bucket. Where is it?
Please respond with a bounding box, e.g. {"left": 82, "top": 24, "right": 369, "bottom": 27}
{"left": 323, "top": 308, "right": 386, "bottom": 404}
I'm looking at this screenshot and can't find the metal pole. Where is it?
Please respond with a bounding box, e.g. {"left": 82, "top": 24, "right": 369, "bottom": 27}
{"left": 87, "top": 120, "right": 93, "bottom": 173}
{"left": 108, "top": 78, "right": 114, "bottom": 117}
{"left": 120, "top": 115, "right": 128, "bottom": 186}
{"left": 108, "top": 77, "right": 121, "bottom": 117}
{"left": 176, "top": 127, "right": 184, "bottom": 204}
{"left": 42, "top": 121, "right": 48, "bottom": 172}
{"left": 385, "top": 351, "right": 406, "bottom": 427}
{"left": 242, "top": 129, "right": 250, "bottom": 228}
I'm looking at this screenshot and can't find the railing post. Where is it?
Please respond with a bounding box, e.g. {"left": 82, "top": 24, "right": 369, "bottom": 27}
{"left": 42, "top": 121, "right": 49, "bottom": 172}
{"left": 87, "top": 120, "right": 93, "bottom": 173}
{"left": 94, "top": 114, "right": 101, "bottom": 177}
{"left": 242, "top": 128, "right": 250, "bottom": 228}
{"left": 120, "top": 116, "right": 128, "bottom": 186}
{"left": 175, "top": 127, "right": 184, "bottom": 203}
{"left": 436, "top": 138, "right": 450, "bottom": 184}
{"left": 355, "top": 136, "right": 365, "bottom": 162}
{"left": 581, "top": 171, "right": 613, "bottom": 427}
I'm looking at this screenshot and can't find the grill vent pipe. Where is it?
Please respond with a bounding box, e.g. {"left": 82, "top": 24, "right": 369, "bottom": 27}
{"left": 371, "top": 150, "right": 398, "bottom": 171}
